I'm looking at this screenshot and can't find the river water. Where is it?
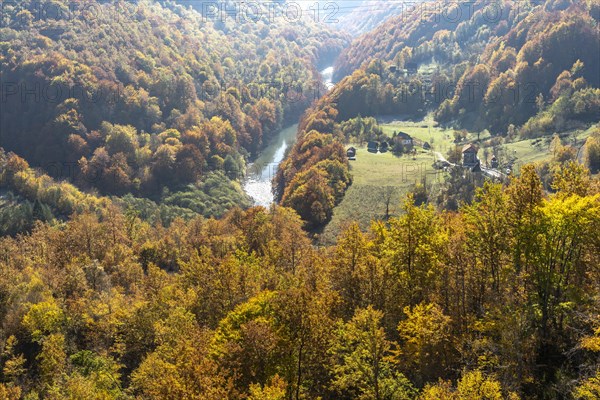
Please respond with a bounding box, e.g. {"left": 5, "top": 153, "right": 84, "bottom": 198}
{"left": 242, "top": 67, "right": 334, "bottom": 207}
{"left": 243, "top": 124, "right": 298, "bottom": 207}
{"left": 321, "top": 66, "right": 334, "bottom": 90}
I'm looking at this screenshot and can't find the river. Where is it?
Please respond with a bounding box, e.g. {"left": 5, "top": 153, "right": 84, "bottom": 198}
{"left": 243, "top": 66, "right": 334, "bottom": 207}
{"left": 321, "top": 66, "right": 334, "bottom": 90}
{"left": 243, "top": 123, "right": 298, "bottom": 207}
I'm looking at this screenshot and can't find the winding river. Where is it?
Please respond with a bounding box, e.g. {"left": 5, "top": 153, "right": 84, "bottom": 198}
{"left": 243, "top": 124, "right": 298, "bottom": 207}
{"left": 243, "top": 66, "right": 335, "bottom": 207}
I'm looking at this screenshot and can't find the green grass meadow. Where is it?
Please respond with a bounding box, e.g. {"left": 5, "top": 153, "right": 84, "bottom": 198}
{"left": 319, "top": 121, "right": 595, "bottom": 245}
{"left": 319, "top": 143, "right": 445, "bottom": 245}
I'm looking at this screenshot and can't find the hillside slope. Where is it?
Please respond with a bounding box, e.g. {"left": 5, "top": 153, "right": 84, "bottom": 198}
{"left": 334, "top": 0, "right": 422, "bottom": 36}
{"left": 0, "top": 0, "right": 348, "bottom": 201}
{"left": 333, "top": 0, "right": 599, "bottom": 133}
{"left": 276, "top": 0, "right": 600, "bottom": 229}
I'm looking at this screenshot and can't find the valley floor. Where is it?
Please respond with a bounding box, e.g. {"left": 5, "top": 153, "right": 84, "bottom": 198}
{"left": 320, "top": 120, "right": 451, "bottom": 244}
{"left": 319, "top": 120, "right": 596, "bottom": 244}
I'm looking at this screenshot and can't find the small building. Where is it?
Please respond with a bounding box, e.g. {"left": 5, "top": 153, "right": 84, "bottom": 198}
{"left": 379, "top": 141, "right": 389, "bottom": 153}
{"left": 462, "top": 143, "right": 479, "bottom": 166}
{"left": 347, "top": 147, "right": 356, "bottom": 158}
{"left": 423, "top": 142, "right": 431, "bottom": 150}
{"left": 490, "top": 156, "right": 499, "bottom": 169}
{"left": 391, "top": 132, "right": 413, "bottom": 155}
{"left": 367, "top": 141, "right": 379, "bottom": 153}
{"left": 396, "top": 131, "right": 413, "bottom": 146}
{"left": 389, "top": 65, "right": 398, "bottom": 73}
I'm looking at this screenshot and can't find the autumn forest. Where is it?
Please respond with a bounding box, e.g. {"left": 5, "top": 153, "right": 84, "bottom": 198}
{"left": 0, "top": 0, "right": 599, "bottom": 399}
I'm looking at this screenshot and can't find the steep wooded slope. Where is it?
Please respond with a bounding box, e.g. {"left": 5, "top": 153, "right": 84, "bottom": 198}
{"left": 0, "top": 0, "right": 349, "bottom": 199}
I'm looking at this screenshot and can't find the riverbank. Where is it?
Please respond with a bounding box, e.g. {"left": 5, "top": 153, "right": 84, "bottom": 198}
{"left": 242, "top": 66, "right": 335, "bottom": 207}
{"left": 243, "top": 124, "right": 298, "bottom": 207}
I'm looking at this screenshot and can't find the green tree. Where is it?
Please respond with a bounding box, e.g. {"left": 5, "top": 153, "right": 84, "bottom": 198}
{"left": 131, "top": 308, "right": 229, "bottom": 399}
{"left": 552, "top": 161, "right": 591, "bottom": 197}
{"left": 530, "top": 194, "right": 600, "bottom": 342}
{"left": 420, "top": 370, "right": 519, "bottom": 400}
{"left": 463, "top": 183, "right": 510, "bottom": 293}
{"left": 575, "top": 372, "right": 600, "bottom": 400}
{"left": 38, "top": 333, "right": 67, "bottom": 389}
{"left": 506, "top": 164, "right": 544, "bottom": 274}
{"left": 330, "top": 306, "right": 416, "bottom": 400}
{"left": 583, "top": 129, "right": 600, "bottom": 173}
{"left": 397, "top": 303, "right": 453, "bottom": 385}
{"left": 384, "top": 197, "right": 443, "bottom": 309}
{"left": 211, "top": 292, "right": 286, "bottom": 393}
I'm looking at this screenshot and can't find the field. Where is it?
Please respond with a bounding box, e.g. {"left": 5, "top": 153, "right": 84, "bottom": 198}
{"left": 318, "top": 146, "right": 445, "bottom": 245}
{"left": 319, "top": 120, "right": 456, "bottom": 244}
{"left": 319, "top": 121, "right": 596, "bottom": 245}
{"left": 485, "top": 126, "right": 594, "bottom": 172}
{"left": 379, "top": 120, "right": 457, "bottom": 155}
{"left": 502, "top": 138, "right": 553, "bottom": 166}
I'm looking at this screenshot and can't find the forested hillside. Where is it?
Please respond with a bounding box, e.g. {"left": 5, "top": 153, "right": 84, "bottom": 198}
{"left": 0, "top": 162, "right": 599, "bottom": 399}
{"left": 334, "top": 0, "right": 599, "bottom": 133}
{"left": 1, "top": 1, "right": 600, "bottom": 399}
{"left": 0, "top": 0, "right": 348, "bottom": 200}
{"left": 334, "top": 0, "right": 519, "bottom": 79}
{"left": 0, "top": 150, "right": 254, "bottom": 236}
{"left": 335, "top": 0, "right": 415, "bottom": 37}
{"left": 276, "top": 0, "right": 599, "bottom": 228}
